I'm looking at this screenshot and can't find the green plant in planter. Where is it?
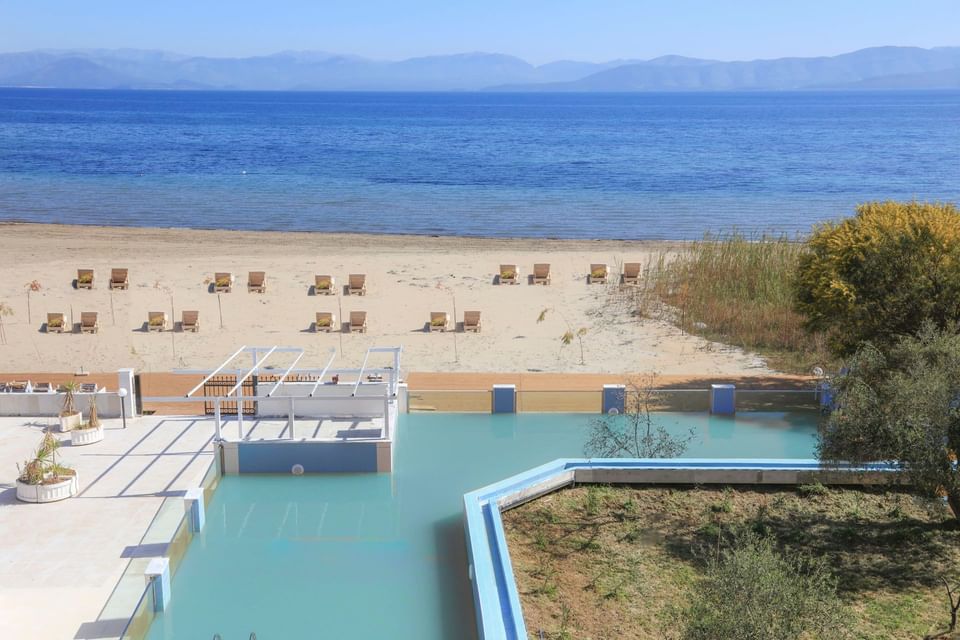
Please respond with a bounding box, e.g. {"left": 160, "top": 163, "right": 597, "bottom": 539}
{"left": 17, "top": 431, "right": 74, "bottom": 485}
{"left": 60, "top": 381, "right": 80, "bottom": 417}
{"left": 79, "top": 395, "right": 101, "bottom": 430}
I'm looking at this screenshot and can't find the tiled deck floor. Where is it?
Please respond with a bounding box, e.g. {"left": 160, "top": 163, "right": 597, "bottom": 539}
{"left": 0, "top": 415, "right": 215, "bottom": 640}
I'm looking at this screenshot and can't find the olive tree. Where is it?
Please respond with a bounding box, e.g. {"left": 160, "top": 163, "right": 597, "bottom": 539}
{"left": 685, "top": 533, "right": 850, "bottom": 640}
{"left": 794, "top": 201, "right": 960, "bottom": 356}
{"left": 819, "top": 324, "right": 960, "bottom": 520}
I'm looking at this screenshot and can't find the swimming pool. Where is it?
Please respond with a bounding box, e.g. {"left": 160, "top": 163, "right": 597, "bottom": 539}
{"left": 144, "top": 411, "right": 819, "bottom": 639}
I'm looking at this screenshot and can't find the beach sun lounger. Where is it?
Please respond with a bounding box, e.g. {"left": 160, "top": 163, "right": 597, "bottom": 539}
{"left": 349, "top": 311, "right": 367, "bottom": 333}
{"left": 589, "top": 264, "right": 609, "bottom": 284}
{"left": 77, "top": 269, "right": 94, "bottom": 289}
{"left": 214, "top": 273, "right": 233, "bottom": 293}
{"left": 533, "top": 263, "right": 551, "bottom": 285}
{"left": 46, "top": 313, "right": 65, "bottom": 334}
{"left": 315, "top": 312, "right": 336, "bottom": 332}
{"left": 429, "top": 312, "right": 450, "bottom": 332}
{"left": 80, "top": 312, "right": 99, "bottom": 334}
{"left": 181, "top": 310, "right": 200, "bottom": 332}
{"left": 315, "top": 275, "right": 335, "bottom": 295}
{"left": 33, "top": 382, "right": 52, "bottom": 393}
{"left": 499, "top": 264, "right": 518, "bottom": 285}
{"left": 109, "top": 268, "right": 129, "bottom": 290}
{"left": 148, "top": 311, "right": 167, "bottom": 332}
{"left": 348, "top": 274, "right": 367, "bottom": 296}
{"left": 622, "top": 262, "right": 641, "bottom": 285}
{"left": 247, "top": 271, "right": 266, "bottom": 293}
{"left": 463, "top": 310, "right": 482, "bottom": 332}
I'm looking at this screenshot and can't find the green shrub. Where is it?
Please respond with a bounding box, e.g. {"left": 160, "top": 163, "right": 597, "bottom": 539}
{"left": 684, "top": 533, "right": 850, "bottom": 640}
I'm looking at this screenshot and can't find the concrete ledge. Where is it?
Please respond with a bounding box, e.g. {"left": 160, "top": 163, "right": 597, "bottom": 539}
{"left": 463, "top": 458, "right": 899, "bottom": 640}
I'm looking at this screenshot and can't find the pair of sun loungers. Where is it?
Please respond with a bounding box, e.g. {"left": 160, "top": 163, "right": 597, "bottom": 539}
{"left": 147, "top": 311, "right": 200, "bottom": 332}
{"left": 47, "top": 311, "right": 99, "bottom": 334}
{"left": 74, "top": 268, "right": 128, "bottom": 290}
{"left": 314, "top": 274, "right": 366, "bottom": 295}
{"left": 211, "top": 271, "right": 268, "bottom": 293}
{"left": 314, "top": 311, "right": 367, "bottom": 333}
{"left": 429, "top": 311, "right": 482, "bottom": 332}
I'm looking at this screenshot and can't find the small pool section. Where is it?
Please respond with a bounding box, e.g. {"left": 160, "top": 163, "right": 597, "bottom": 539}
{"left": 145, "top": 411, "right": 818, "bottom": 639}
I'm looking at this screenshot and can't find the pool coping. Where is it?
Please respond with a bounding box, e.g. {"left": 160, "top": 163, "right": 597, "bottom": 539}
{"left": 462, "top": 458, "right": 898, "bottom": 640}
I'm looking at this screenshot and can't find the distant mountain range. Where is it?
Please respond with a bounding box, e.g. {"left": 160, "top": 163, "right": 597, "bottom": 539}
{"left": 0, "top": 46, "right": 958, "bottom": 92}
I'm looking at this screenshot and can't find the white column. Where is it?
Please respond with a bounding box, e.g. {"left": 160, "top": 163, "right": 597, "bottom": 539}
{"left": 117, "top": 368, "right": 136, "bottom": 416}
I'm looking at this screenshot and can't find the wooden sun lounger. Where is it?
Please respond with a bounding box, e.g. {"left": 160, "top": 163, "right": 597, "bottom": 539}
{"left": 429, "top": 312, "right": 450, "bottom": 332}
{"left": 80, "top": 383, "right": 98, "bottom": 393}
{"left": 315, "top": 312, "right": 336, "bottom": 332}
{"left": 148, "top": 311, "right": 167, "bottom": 332}
{"left": 463, "top": 310, "right": 482, "bottom": 332}
{"left": 214, "top": 273, "right": 233, "bottom": 293}
{"left": 80, "top": 312, "right": 99, "bottom": 334}
{"left": 348, "top": 274, "right": 367, "bottom": 296}
{"left": 32, "top": 382, "right": 52, "bottom": 393}
{"left": 109, "top": 268, "right": 129, "bottom": 290}
{"left": 46, "top": 313, "right": 65, "bottom": 334}
{"left": 589, "top": 263, "right": 609, "bottom": 284}
{"left": 349, "top": 311, "right": 367, "bottom": 333}
{"left": 622, "top": 262, "right": 641, "bottom": 285}
{"left": 533, "top": 263, "right": 551, "bottom": 285}
{"left": 247, "top": 271, "right": 266, "bottom": 293}
{"left": 315, "top": 275, "right": 335, "bottom": 295}
{"left": 499, "top": 264, "right": 518, "bottom": 285}
{"left": 77, "top": 269, "right": 94, "bottom": 289}
{"left": 181, "top": 310, "right": 200, "bottom": 332}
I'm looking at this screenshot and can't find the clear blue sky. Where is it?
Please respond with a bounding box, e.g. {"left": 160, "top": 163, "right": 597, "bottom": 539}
{"left": 2, "top": 0, "right": 958, "bottom": 63}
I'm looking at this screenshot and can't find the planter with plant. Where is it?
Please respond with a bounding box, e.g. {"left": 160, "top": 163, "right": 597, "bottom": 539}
{"left": 16, "top": 431, "right": 79, "bottom": 503}
{"left": 58, "top": 382, "right": 82, "bottom": 432}
{"left": 71, "top": 395, "right": 104, "bottom": 446}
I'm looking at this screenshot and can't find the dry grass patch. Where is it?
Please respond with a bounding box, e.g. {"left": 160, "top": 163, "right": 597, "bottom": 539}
{"left": 503, "top": 485, "right": 960, "bottom": 640}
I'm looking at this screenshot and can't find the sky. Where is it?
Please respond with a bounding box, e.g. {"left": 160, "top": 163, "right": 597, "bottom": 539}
{"left": 2, "top": 0, "right": 959, "bottom": 64}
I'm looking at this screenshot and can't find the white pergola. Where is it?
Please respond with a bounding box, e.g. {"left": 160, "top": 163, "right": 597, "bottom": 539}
{"left": 145, "top": 345, "right": 402, "bottom": 441}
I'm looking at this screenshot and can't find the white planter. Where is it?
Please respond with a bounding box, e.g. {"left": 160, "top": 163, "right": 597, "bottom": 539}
{"left": 16, "top": 473, "right": 79, "bottom": 503}
{"left": 71, "top": 425, "right": 104, "bottom": 446}
{"left": 59, "top": 412, "right": 82, "bottom": 432}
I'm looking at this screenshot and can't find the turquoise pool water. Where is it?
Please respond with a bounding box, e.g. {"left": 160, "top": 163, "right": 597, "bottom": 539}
{"left": 145, "top": 411, "right": 819, "bottom": 639}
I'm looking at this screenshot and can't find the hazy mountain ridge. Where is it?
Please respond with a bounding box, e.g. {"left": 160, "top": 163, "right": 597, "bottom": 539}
{"left": 0, "top": 46, "right": 957, "bottom": 91}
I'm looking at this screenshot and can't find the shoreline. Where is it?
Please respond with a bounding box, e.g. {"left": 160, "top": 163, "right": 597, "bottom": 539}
{"left": 0, "top": 221, "right": 698, "bottom": 250}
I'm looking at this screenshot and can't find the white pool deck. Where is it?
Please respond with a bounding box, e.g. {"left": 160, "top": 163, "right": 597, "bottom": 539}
{"left": 0, "top": 415, "right": 216, "bottom": 640}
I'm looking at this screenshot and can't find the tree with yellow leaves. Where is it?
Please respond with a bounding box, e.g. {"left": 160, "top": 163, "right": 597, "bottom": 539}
{"left": 794, "top": 201, "right": 960, "bottom": 355}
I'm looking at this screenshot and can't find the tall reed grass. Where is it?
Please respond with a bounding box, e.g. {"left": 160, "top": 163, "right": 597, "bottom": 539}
{"left": 634, "top": 234, "right": 832, "bottom": 373}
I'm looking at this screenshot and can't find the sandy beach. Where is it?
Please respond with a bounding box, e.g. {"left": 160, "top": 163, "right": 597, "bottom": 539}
{"left": 0, "top": 223, "right": 772, "bottom": 377}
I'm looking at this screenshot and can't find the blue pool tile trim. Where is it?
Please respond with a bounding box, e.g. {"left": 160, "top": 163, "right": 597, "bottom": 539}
{"left": 463, "top": 458, "right": 898, "bottom": 640}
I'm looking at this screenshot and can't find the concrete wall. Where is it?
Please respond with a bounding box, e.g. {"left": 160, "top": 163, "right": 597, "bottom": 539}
{"left": 220, "top": 440, "right": 392, "bottom": 474}
{"left": 0, "top": 391, "right": 124, "bottom": 418}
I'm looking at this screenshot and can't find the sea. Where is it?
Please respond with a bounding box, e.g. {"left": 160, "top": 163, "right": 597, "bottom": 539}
{"left": 0, "top": 88, "right": 957, "bottom": 240}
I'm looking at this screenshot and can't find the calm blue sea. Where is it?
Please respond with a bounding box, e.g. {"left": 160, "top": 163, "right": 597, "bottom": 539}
{"left": 0, "top": 89, "right": 957, "bottom": 239}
